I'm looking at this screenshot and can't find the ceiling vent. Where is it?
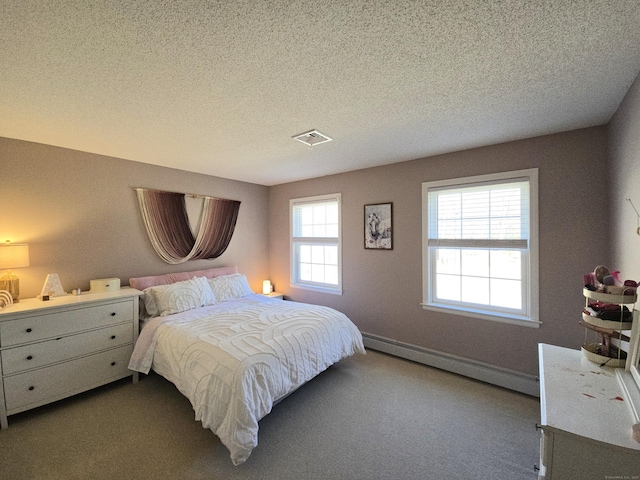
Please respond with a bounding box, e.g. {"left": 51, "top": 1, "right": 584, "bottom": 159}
{"left": 292, "top": 129, "right": 333, "bottom": 147}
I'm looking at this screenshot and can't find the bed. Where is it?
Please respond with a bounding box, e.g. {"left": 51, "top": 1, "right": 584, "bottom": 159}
{"left": 128, "top": 266, "right": 365, "bottom": 465}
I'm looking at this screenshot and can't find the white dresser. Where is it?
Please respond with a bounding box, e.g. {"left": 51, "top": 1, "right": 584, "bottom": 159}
{"left": 0, "top": 288, "right": 141, "bottom": 428}
{"left": 537, "top": 343, "right": 640, "bottom": 478}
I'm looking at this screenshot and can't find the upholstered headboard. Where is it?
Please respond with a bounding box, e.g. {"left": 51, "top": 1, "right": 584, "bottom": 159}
{"left": 129, "top": 265, "right": 238, "bottom": 291}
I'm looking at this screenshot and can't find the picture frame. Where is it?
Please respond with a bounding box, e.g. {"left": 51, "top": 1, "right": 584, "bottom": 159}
{"left": 364, "top": 203, "right": 392, "bottom": 250}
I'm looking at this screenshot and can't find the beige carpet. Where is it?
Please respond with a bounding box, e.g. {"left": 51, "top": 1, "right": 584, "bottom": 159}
{"left": 0, "top": 350, "right": 540, "bottom": 479}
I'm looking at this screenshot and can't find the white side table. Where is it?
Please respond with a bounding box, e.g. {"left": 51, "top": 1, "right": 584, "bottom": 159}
{"left": 263, "top": 292, "right": 284, "bottom": 300}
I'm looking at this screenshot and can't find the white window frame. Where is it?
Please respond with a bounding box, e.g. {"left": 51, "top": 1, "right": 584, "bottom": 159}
{"left": 290, "top": 193, "right": 342, "bottom": 295}
{"left": 421, "top": 169, "right": 539, "bottom": 327}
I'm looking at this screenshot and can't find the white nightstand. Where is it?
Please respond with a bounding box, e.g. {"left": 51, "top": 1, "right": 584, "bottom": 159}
{"left": 264, "top": 292, "right": 284, "bottom": 300}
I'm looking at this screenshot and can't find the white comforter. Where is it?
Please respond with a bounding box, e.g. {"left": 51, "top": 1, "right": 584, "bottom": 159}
{"left": 129, "top": 294, "right": 365, "bottom": 465}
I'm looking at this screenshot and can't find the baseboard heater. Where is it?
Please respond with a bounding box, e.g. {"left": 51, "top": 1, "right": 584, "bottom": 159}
{"left": 361, "top": 333, "right": 539, "bottom": 397}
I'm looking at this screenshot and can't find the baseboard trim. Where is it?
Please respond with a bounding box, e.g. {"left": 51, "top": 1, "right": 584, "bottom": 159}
{"left": 361, "top": 333, "right": 539, "bottom": 397}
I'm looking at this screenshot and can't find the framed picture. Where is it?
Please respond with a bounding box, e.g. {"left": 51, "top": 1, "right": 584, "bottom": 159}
{"left": 364, "top": 203, "right": 392, "bottom": 249}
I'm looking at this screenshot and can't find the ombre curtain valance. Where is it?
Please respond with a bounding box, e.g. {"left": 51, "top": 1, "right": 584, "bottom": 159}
{"left": 135, "top": 188, "right": 241, "bottom": 264}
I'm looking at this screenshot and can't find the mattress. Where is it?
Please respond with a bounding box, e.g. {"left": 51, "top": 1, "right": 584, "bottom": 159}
{"left": 129, "top": 293, "right": 365, "bottom": 465}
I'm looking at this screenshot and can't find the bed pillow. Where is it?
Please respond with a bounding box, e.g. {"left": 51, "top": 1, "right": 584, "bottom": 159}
{"left": 208, "top": 273, "right": 253, "bottom": 302}
{"left": 142, "top": 276, "right": 219, "bottom": 318}
{"left": 150, "top": 276, "right": 217, "bottom": 317}
{"left": 142, "top": 283, "right": 173, "bottom": 318}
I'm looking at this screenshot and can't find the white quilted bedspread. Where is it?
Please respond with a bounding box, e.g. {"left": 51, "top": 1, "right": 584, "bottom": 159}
{"left": 129, "top": 294, "right": 365, "bottom": 465}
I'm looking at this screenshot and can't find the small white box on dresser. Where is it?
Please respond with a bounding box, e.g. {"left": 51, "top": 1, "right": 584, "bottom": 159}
{"left": 90, "top": 277, "right": 121, "bottom": 293}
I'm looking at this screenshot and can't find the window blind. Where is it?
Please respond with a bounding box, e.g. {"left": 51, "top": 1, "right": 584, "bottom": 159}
{"left": 427, "top": 178, "right": 529, "bottom": 248}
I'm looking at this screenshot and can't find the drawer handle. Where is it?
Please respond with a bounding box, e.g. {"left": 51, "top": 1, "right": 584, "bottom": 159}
{"left": 110, "top": 312, "right": 116, "bottom": 316}
{"left": 111, "top": 361, "right": 116, "bottom": 366}
{"left": 110, "top": 335, "right": 116, "bottom": 340}
{"left": 26, "top": 328, "right": 32, "bottom": 333}
{"left": 26, "top": 355, "right": 33, "bottom": 360}
{"left": 28, "top": 386, "right": 35, "bottom": 391}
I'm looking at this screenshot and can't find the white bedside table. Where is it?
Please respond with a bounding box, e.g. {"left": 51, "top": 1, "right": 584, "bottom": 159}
{"left": 263, "top": 292, "right": 284, "bottom": 300}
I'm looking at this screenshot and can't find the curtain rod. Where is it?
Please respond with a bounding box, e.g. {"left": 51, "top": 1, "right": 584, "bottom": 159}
{"left": 134, "top": 187, "right": 237, "bottom": 202}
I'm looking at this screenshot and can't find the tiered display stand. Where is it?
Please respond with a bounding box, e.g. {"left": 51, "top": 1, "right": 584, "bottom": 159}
{"left": 580, "top": 288, "right": 637, "bottom": 368}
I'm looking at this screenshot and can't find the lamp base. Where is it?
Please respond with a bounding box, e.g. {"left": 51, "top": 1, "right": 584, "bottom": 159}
{"left": 0, "top": 273, "right": 20, "bottom": 302}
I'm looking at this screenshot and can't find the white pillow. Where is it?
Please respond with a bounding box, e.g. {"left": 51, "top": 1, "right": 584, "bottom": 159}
{"left": 142, "top": 283, "right": 169, "bottom": 318}
{"left": 208, "top": 274, "right": 253, "bottom": 302}
{"left": 150, "top": 276, "right": 217, "bottom": 317}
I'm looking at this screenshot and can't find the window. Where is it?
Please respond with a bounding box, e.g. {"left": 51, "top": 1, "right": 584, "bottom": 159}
{"left": 290, "top": 194, "right": 342, "bottom": 294}
{"left": 422, "top": 169, "right": 539, "bottom": 326}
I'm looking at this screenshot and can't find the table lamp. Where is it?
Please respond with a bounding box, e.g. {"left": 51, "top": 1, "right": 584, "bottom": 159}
{"left": 0, "top": 241, "right": 30, "bottom": 302}
{"left": 262, "top": 280, "right": 272, "bottom": 295}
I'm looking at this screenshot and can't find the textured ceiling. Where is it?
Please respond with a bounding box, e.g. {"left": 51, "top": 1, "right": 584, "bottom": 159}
{"left": 2, "top": 1, "right": 639, "bottom": 186}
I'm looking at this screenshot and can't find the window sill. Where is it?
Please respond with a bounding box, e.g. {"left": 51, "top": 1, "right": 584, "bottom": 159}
{"left": 290, "top": 283, "right": 343, "bottom": 295}
{"left": 421, "top": 303, "right": 541, "bottom": 328}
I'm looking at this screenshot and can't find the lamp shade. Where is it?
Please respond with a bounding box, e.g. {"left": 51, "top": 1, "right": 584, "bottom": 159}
{"left": 262, "top": 280, "right": 271, "bottom": 295}
{"left": 0, "top": 243, "right": 30, "bottom": 269}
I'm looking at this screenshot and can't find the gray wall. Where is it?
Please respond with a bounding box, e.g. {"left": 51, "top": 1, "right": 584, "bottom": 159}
{"left": 268, "top": 128, "right": 610, "bottom": 376}
{"left": 610, "top": 73, "right": 640, "bottom": 281}
{"left": 1, "top": 137, "right": 270, "bottom": 298}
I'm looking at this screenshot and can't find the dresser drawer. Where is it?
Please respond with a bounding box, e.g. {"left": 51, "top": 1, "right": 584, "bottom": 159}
{"left": 1, "top": 323, "right": 133, "bottom": 375}
{"left": 0, "top": 300, "right": 134, "bottom": 347}
{"left": 3, "top": 344, "right": 133, "bottom": 411}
